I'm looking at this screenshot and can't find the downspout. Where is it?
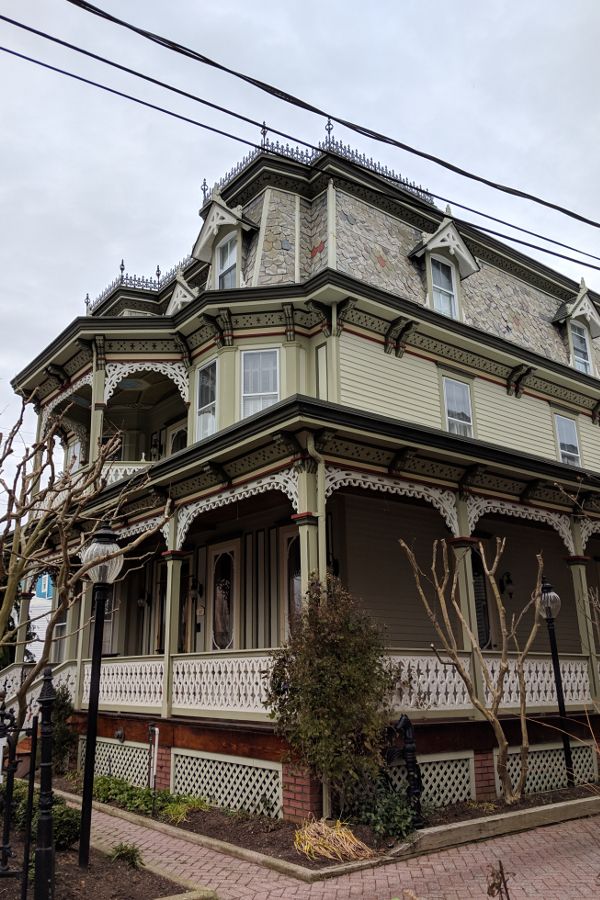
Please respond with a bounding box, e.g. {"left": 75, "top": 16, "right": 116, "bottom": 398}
{"left": 306, "top": 433, "right": 327, "bottom": 581}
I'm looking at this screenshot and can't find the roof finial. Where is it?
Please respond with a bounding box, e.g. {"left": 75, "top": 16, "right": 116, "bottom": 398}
{"left": 445, "top": 203, "right": 453, "bottom": 217}
{"left": 84, "top": 292, "right": 90, "bottom": 313}
{"left": 580, "top": 277, "right": 587, "bottom": 292}
{"left": 156, "top": 264, "right": 161, "bottom": 283}
{"left": 119, "top": 259, "right": 125, "bottom": 281}
{"left": 325, "top": 116, "right": 333, "bottom": 147}
{"left": 261, "top": 121, "right": 268, "bottom": 148}
{"left": 201, "top": 178, "right": 208, "bottom": 203}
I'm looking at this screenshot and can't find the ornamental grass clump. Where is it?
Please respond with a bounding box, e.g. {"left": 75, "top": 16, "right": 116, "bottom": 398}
{"left": 294, "top": 818, "right": 374, "bottom": 861}
{"left": 266, "top": 575, "right": 397, "bottom": 811}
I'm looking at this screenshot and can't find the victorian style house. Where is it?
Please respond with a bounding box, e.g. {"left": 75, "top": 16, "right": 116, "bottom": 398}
{"left": 7, "top": 139, "right": 600, "bottom": 817}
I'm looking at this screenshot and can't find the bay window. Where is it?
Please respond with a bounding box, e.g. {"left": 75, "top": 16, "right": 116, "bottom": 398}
{"left": 197, "top": 360, "right": 217, "bottom": 440}
{"left": 443, "top": 376, "right": 473, "bottom": 437}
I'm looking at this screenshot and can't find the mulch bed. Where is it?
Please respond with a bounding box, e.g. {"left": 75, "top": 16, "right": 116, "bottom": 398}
{"left": 53, "top": 774, "right": 600, "bottom": 871}
{"left": 0, "top": 840, "right": 179, "bottom": 900}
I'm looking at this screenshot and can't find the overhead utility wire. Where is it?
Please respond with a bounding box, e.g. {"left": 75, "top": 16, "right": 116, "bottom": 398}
{"left": 3, "top": 15, "right": 600, "bottom": 267}
{"left": 3, "top": 43, "right": 600, "bottom": 277}
{"left": 65, "top": 0, "right": 600, "bottom": 232}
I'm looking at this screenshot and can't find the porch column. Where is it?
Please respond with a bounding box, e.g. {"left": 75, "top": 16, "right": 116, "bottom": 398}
{"left": 14, "top": 590, "right": 33, "bottom": 665}
{"left": 217, "top": 347, "right": 237, "bottom": 428}
{"left": 89, "top": 361, "right": 105, "bottom": 463}
{"left": 294, "top": 464, "right": 326, "bottom": 595}
{"left": 453, "top": 496, "right": 486, "bottom": 707}
{"left": 567, "top": 520, "right": 600, "bottom": 700}
{"left": 160, "top": 521, "right": 184, "bottom": 718}
{"left": 73, "top": 582, "right": 93, "bottom": 711}
{"left": 61, "top": 597, "right": 80, "bottom": 663}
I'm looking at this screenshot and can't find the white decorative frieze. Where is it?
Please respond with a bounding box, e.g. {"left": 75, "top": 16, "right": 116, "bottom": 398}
{"left": 119, "top": 513, "right": 169, "bottom": 545}
{"left": 176, "top": 467, "right": 299, "bottom": 549}
{"left": 104, "top": 361, "right": 189, "bottom": 404}
{"left": 390, "top": 652, "right": 472, "bottom": 711}
{"left": 171, "top": 654, "right": 271, "bottom": 714}
{"left": 40, "top": 372, "right": 93, "bottom": 436}
{"left": 466, "top": 496, "right": 575, "bottom": 555}
{"left": 324, "top": 466, "right": 460, "bottom": 537}
{"left": 82, "top": 657, "right": 164, "bottom": 708}
{"left": 483, "top": 654, "right": 591, "bottom": 707}
{"left": 579, "top": 517, "right": 600, "bottom": 551}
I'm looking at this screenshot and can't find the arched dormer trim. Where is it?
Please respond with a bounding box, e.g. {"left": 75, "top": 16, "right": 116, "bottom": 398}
{"left": 165, "top": 271, "right": 200, "bottom": 316}
{"left": 553, "top": 278, "right": 600, "bottom": 339}
{"left": 191, "top": 194, "right": 257, "bottom": 264}
{"left": 409, "top": 216, "right": 480, "bottom": 280}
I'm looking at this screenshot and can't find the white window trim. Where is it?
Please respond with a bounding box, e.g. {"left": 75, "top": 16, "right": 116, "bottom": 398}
{"left": 442, "top": 374, "right": 474, "bottom": 438}
{"left": 214, "top": 230, "right": 239, "bottom": 290}
{"left": 554, "top": 412, "right": 582, "bottom": 467}
{"left": 165, "top": 419, "right": 188, "bottom": 457}
{"left": 569, "top": 319, "right": 594, "bottom": 376}
{"left": 430, "top": 253, "right": 460, "bottom": 320}
{"left": 240, "top": 348, "right": 280, "bottom": 419}
{"left": 196, "top": 358, "right": 218, "bottom": 441}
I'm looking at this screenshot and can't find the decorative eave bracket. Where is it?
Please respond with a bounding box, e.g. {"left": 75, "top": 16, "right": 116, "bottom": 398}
{"left": 388, "top": 447, "right": 417, "bottom": 475}
{"left": 384, "top": 317, "right": 418, "bottom": 357}
{"left": 306, "top": 300, "right": 332, "bottom": 337}
{"left": 335, "top": 297, "right": 356, "bottom": 336}
{"left": 199, "top": 307, "right": 234, "bottom": 348}
{"left": 506, "top": 363, "right": 535, "bottom": 398}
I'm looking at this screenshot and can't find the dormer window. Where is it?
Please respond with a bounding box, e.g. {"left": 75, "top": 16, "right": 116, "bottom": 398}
{"left": 217, "top": 234, "right": 237, "bottom": 289}
{"left": 431, "top": 257, "right": 457, "bottom": 318}
{"left": 570, "top": 321, "right": 592, "bottom": 375}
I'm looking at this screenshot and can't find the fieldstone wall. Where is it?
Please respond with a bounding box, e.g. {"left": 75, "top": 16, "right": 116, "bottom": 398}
{"left": 335, "top": 190, "right": 425, "bottom": 301}
{"left": 258, "top": 189, "right": 296, "bottom": 285}
{"left": 461, "top": 262, "right": 570, "bottom": 364}
{"left": 301, "top": 193, "right": 328, "bottom": 279}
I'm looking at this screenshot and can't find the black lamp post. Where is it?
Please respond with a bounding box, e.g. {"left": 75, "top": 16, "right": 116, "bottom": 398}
{"left": 540, "top": 576, "right": 574, "bottom": 788}
{"left": 78, "top": 523, "right": 123, "bottom": 868}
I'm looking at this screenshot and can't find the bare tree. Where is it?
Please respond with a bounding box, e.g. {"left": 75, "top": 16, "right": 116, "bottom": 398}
{"left": 1, "top": 397, "right": 172, "bottom": 728}
{"left": 399, "top": 537, "right": 542, "bottom": 804}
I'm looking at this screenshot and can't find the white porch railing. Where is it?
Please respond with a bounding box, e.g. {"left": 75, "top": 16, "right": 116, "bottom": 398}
{"left": 389, "top": 650, "right": 473, "bottom": 711}
{"left": 102, "top": 460, "right": 152, "bottom": 485}
{"left": 81, "top": 656, "right": 164, "bottom": 710}
{"left": 483, "top": 653, "right": 592, "bottom": 708}
{"left": 171, "top": 651, "right": 272, "bottom": 717}
{"left": 1, "top": 659, "right": 78, "bottom": 726}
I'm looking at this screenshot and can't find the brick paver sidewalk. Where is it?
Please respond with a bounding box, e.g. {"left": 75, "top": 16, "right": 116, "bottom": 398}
{"left": 90, "top": 806, "right": 600, "bottom": 898}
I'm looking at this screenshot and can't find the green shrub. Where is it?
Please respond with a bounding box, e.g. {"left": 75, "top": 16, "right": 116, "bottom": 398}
{"left": 50, "top": 804, "right": 81, "bottom": 850}
{"left": 110, "top": 842, "right": 143, "bottom": 869}
{"left": 266, "top": 575, "right": 397, "bottom": 810}
{"left": 160, "top": 796, "right": 209, "bottom": 825}
{"left": 347, "top": 777, "right": 414, "bottom": 842}
{"left": 92, "top": 775, "right": 206, "bottom": 821}
{"left": 52, "top": 684, "right": 77, "bottom": 775}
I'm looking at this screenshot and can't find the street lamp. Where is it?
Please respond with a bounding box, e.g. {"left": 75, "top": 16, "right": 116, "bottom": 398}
{"left": 540, "top": 576, "right": 574, "bottom": 788}
{"left": 78, "top": 523, "right": 123, "bottom": 867}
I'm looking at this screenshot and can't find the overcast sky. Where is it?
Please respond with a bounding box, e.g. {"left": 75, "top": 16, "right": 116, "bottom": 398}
{"left": 1, "top": 0, "right": 600, "bottom": 442}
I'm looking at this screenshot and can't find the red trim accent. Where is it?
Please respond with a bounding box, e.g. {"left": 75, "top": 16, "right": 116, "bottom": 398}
{"left": 173, "top": 458, "right": 302, "bottom": 510}
{"left": 446, "top": 536, "right": 479, "bottom": 548}
{"left": 161, "top": 550, "right": 186, "bottom": 560}
{"left": 291, "top": 512, "right": 317, "bottom": 524}
{"left": 565, "top": 555, "right": 591, "bottom": 565}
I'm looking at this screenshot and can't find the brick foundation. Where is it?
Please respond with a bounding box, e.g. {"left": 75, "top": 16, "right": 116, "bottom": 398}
{"left": 281, "top": 764, "right": 322, "bottom": 823}
{"left": 154, "top": 745, "right": 172, "bottom": 791}
{"left": 474, "top": 748, "right": 497, "bottom": 801}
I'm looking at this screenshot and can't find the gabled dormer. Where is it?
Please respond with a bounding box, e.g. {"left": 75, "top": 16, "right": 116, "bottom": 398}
{"left": 165, "top": 271, "right": 200, "bottom": 316}
{"left": 410, "top": 214, "right": 479, "bottom": 320}
{"left": 192, "top": 193, "right": 258, "bottom": 290}
{"left": 553, "top": 278, "right": 600, "bottom": 376}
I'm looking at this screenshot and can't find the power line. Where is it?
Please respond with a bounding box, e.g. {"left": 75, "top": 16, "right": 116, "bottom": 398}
{"left": 3, "top": 42, "right": 600, "bottom": 276}
{"left": 65, "top": 0, "right": 600, "bottom": 232}
{"left": 3, "top": 16, "right": 600, "bottom": 268}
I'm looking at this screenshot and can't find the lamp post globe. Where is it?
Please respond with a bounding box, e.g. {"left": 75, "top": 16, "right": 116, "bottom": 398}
{"left": 540, "top": 575, "right": 574, "bottom": 788}
{"left": 78, "top": 522, "right": 123, "bottom": 867}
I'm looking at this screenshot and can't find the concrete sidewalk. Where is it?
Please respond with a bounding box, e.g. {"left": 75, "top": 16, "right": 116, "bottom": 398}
{"left": 90, "top": 805, "right": 600, "bottom": 899}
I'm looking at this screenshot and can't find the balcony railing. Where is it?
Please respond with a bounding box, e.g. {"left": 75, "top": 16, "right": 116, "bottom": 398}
{"left": 81, "top": 656, "right": 164, "bottom": 711}
{"left": 482, "top": 652, "right": 592, "bottom": 708}
{"left": 102, "top": 460, "right": 153, "bottom": 486}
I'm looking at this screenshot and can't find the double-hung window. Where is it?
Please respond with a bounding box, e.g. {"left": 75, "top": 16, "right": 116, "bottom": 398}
{"left": 242, "top": 349, "right": 279, "bottom": 418}
{"left": 443, "top": 377, "right": 473, "bottom": 437}
{"left": 571, "top": 321, "right": 592, "bottom": 375}
{"left": 431, "top": 257, "right": 457, "bottom": 318}
{"left": 197, "top": 360, "right": 217, "bottom": 440}
{"left": 555, "top": 414, "right": 580, "bottom": 466}
{"left": 217, "top": 234, "right": 237, "bottom": 289}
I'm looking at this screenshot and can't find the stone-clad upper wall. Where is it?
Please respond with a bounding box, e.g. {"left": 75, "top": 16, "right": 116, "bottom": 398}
{"left": 336, "top": 191, "right": 425, "bottom": 302}
{"left": 461, "top": 262, "right": 569, "bottom": 364}
{"left": 259, "top": 189, "right": 296, "bottom": 285}
{"left": 241, "top": 184, "right": 583, "bottom": 366}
